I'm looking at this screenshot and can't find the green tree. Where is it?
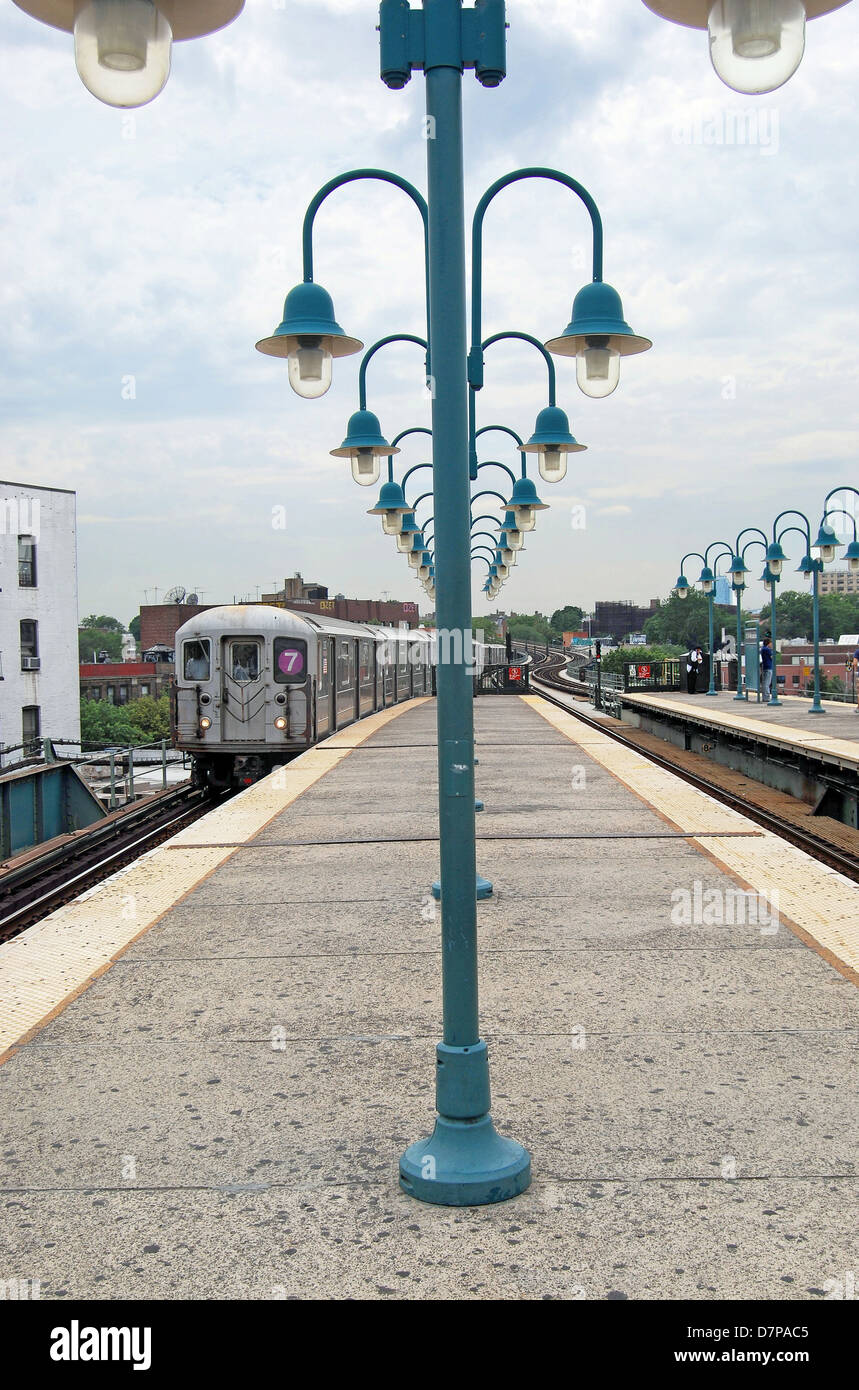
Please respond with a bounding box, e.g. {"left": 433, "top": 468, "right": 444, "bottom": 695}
{"left": 601, "top": 644, "right": 683, "bottom": 676}
{"left": 507, "top": 613, "right": 553, "bottom": 644}
{"left": 125, "top": 695, "right": 171, "bottom": 742}
{"left": 79, "top": 628, "right": 123, "bottom": 662}
{"left": 758, "top": 590, "right": 813, "bottom": 637}
{"left": 472, "top": 618, "right": 499, "bottom": 644}
{"left": 79, "top": 699, "right": 139, "bottom": 749}
{"left": 819, "top": 593, "right": 859, "bottom": 641}
{"left": 128, "top": 615, "right": 142, "bottom": 642}
{"left": 80, "top": 614, "right": 124, "bottom": 632}
{"left": 644, "top": 592, "right": 715, "bottom": 648}
{"left": 550, "top": 605, "right": 584, "bottom": 636}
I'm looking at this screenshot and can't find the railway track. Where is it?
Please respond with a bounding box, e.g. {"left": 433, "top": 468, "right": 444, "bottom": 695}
{"left": 0, "top": 782, "right": 226, "bottom": 943}
{"left": 525, "top": 652, "right": 859, "bottom": 885}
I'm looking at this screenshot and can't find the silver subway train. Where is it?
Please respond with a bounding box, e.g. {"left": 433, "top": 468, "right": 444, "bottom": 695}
{"left": 172, "top": 605, "right": 504, "bottom": 790}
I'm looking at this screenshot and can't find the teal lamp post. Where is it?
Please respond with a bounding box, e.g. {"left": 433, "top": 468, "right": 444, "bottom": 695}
{"left": 770, "top": 509, "right": 828, "bottom": 713}
{"left": 695, "top": 542, "right": 733, "bottom": 694}
{"left": 728, "top": 528, "right": 769, "bottom": 700}
{"left": 641, "top": 1, "right": 853, "bottom": 95}
{"left": 254, "top": 0, "right": 651, "bottom": 1208}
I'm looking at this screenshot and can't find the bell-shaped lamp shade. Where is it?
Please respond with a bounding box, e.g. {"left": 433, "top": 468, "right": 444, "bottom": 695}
{"left": 367, "top": 479, "right": 409, "bottom": 535}
{"left": 396, "top": 513, "right": 419, "bottom": 554}
{"left": 796, "top": 554, "right": 815, "bottom": 576}
{"left": 760, "top": 562, "right": 780, "bottom": 585}
{"left": 812, "top": 520, "right": 840, "bottom": 563}
{"left": 522, "top": 405, "right": 587, "bottom": 483}
{"left": 545, "top": 282, "right": 651, "bottom": 398}
{"left": 674, "top": 574, "right": 690, "bottom": 599}
{"left": 766, "top": 540, "right": 788, "bottom": 575}
{"left": 844, "top": 540, "right": 859, "bottom": 572}
{"left": 642, "top": 2, "right": 852, "bottom": 95}
{"left": 729, "top": 555, "right": 750, "bottom": 589}
{"left": 501, "top": 509, "right": 524, "bottom": 550}
{"left": 331, "top": 410, "right": 398, "bottom": 489}
{"left": 256, "top": 282, "right": 363, "bottom": 397}
{"left": 13, "top": 0, "right": 244, "bottom": 107}
{"left": 508, "top": 475, "right": 548, "bottom": 533}
{"left": 698, "top": 565, "right": 715, "bottom": 594}
{"left": 407, "top": 535, "right": 427, "bottom": 569}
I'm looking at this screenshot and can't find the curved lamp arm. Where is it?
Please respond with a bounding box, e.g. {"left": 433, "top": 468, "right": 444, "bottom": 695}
{"left": 475, "top": 425, "right": 527, "bottom": 476}
{"left": 402, "top": 462, "right": 434, "bottom": 491}
{"left": 481, "top": 331, "right": 556, "bottom": 406}
{"left": 679, "top": 551, "right": 706, "bottom": 578}
{"left": 385, "top": 426, "right": 433, "bottom": 483}
{"left": 471, "top": 531, "right": 501, "bottom": 549}
{"left": 822, "top": 506, "right": 859, "bottom": 541}
{"left": 776, "top": 522, "right": 812, "bottom": 553}
{"left": 359, "top": 335, "right": 429, "bottom": 410}
{"left": 470, "top": 513, "right": 503, "bottom": 530}
{"left": 470, "top": 167, "right": 604, "bottom": 390}
{"left": 476, "top": 458, "right": 517, "bottom": 489}
{"left": 704, "top": 541, "right": 734, "bottom": 573}
{"left": 773, "top": 509, "right": 810, "bottom": 542}
{"left": 302, "top": 169, "right": 431, "bottom": 372}
{"left": 471, "top": 488, "right": 509, "bottom": 509}
{"left": 735, "top": 526, "right": 769, "bottom": 554}
{"left": 409, "top": 492, "right": 434, "bottom": 515}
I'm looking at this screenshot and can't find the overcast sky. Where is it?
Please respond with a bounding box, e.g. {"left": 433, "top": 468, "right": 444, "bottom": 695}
{"left": 2, "top": 0, "right": 857, "bottom": 628}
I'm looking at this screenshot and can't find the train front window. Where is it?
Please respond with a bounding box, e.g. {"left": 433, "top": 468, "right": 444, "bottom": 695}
{"left": 230, "top": 642, "right": 260, "bottom": 683}
{"left": 273, "top": 638, "right": 307, "bottom": 684}
{"left": 183, "top": 639, "right": 211, "bottom": 681}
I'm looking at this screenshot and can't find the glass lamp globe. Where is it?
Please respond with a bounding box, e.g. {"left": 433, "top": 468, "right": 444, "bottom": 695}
{"left": 708, "top": 0, "right": 807, "bottom": 95}
{"left": 576, "top": 338, "right": 621, "bottom": 399}
{"left": 287, "top": 337, "right": 333, "bottom": 399}
{"left": 73, "top": 0, "right": 172, "bottom": 106}
{"left": 350, "top": 450, "right": 381, "bottom": 487}
{"left": 537, "top": 449, "right": 568, "bottom": 483}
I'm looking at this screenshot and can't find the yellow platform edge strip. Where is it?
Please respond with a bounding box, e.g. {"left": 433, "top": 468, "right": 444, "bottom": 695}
{"left": 523, "top": 695, "right": 859, "bottom": 985}
{"left": 0, "top": 698, "right": 430, "bottom": 1062}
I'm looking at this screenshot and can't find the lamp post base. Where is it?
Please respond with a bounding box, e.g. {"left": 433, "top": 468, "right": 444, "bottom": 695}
{"left": 399, "top": 1114, "right": 531, "bottom": 1206}
{"left": 432, "top": 875, "right": 493, "bottom": 900}
{"left": 808, "top": 706, "right": 826, "bottom": 715}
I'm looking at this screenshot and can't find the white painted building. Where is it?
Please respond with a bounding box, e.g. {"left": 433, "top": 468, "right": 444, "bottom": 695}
{"left": 0, "top": 481, "right": 80, "bottom": 764}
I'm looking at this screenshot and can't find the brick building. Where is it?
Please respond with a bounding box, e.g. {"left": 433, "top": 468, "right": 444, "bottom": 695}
{"left": 139, "top": 603, "right": 212, "bottom": 654}
{"left": 593, "top": 598, "right": 660, "bottom": 642}
{"left": 80, "top": 662, "right": 173, "bottom": 705}
{"left": 818, "top": 568, "right": 859, "bottom": 596}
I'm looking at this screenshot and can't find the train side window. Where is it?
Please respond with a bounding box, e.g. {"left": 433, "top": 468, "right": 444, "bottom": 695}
{"left": 184, "top": 639, "right": 211, "bottom": 681}
{"left": 337, "top": 639, "right": 351, "bottom": 691}
{"left": 231, "top": 642, "right": 259, "bottom": 682}
{"left": 359, "top": 640, "right": 372, "bottom": 682}
{"left": 319, "top": 642, "right": 330, "bottom": 694}
{"left": 273, "top": 638, "right": 307, "bottom": 684}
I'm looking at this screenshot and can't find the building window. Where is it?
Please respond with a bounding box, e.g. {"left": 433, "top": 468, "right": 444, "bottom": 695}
{"left": 22, "top": 705, "right": 41, "bottom": 753}
{"left": 20, "top": 620, "right": 39, "bottom": 668}
{"left": 107, "top": 687, "right": 115, "bottom": 705}
{"left": 140, "top": 683, "right": 150, "bottom": 697}
{"left": 18, "top": 535, "right": 37, "bottom": 587}
{"left": 90, "top": 687, "right": 101, "bottom": 700}
{"left": 117, "top": 686, "right": 129, "bottom": 705}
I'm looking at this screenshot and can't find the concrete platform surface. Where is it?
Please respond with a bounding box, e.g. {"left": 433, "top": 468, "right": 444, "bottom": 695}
{"left": 0, "top": 696, "right": 856, "bottom": 1301}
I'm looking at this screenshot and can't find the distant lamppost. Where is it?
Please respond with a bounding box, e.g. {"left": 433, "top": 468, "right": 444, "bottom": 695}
{"left": 767, "top": 509, "right": 828, "bottom": 712}
{"left": 676, "top": 543, "right": 733, "bottom": 694}
{"left": 641, "top": 1, "right": 853, "bottom": 94}
{"left": 728, "top": 527, "right": 769, "bottom": 700}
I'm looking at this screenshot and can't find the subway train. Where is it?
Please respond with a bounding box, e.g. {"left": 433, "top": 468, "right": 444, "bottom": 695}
{"left": 172, "top": 605, "right": 505, "bottom": 790}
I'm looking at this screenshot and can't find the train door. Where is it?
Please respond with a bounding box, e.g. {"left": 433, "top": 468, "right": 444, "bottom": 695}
{"left": 374, "top": 640, "right": 384, "bottom": 710}
{"left": 358, "top": 638, "right": 374, "bottom": 715}
{"left": 316, "top": 638, "right": 333, "bottom": 736}
{"left": 335, "top": 637, "right": 357, "bottom": 727}
{"left": 220, "top": 637, "right": 266, "bottom": 742}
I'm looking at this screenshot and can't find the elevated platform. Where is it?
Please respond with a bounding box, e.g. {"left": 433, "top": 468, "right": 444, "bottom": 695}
{"left": 1, "top": 696, "right": 856, "bottom": 1300}
{"left": 616, "top": 690, "right": 859, "bottom": 826}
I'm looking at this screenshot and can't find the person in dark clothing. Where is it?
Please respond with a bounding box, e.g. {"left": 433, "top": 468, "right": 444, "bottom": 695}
{"left": 760, "top": 637, "right": 774, "bottom": 701}
{"left": 686, "top": 646, "right": 703, "bottom": 693}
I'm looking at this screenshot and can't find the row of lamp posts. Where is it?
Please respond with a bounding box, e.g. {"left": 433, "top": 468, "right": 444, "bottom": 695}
{"left": 674, "top": 486, "right": 859, "bottom": 713}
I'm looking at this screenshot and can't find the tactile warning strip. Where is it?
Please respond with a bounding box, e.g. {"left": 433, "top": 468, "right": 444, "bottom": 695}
{"left": 523, "top": 696, "right": 859, "bottom": 983}
{"left": 620, "top": 692, "right": 859, "bottom": 768}
{"left": 0, "top": 699, "right": 429, "bottom": 1059}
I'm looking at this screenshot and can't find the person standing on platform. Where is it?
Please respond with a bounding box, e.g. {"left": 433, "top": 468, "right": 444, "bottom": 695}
{"left": 761, "top": 637, "right": 774, "bottom": 702}
{"left": 686, "top": 645, "right": 703, "bottom": 694}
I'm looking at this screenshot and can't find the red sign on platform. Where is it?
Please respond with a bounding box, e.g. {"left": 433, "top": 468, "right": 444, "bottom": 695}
{"left": 637, "top": 664, "right": 652, "bottom": 679}
{"left": 508, "top": 666, "right": 523, "bottom": 682}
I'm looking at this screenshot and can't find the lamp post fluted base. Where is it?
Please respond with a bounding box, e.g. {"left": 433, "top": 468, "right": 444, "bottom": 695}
{"left": 400, "top": 1114, "right": 531, "bottom": 1206}
{"left": 809, "top": 706, "right": 826, "bottom": 715}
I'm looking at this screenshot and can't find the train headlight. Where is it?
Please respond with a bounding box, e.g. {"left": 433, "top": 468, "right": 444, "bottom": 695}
{"left": 274, "top": 716, "right": 287, "bottom": 731}
{"left": 199, "top": 716, "right": 212, "bottom": 731}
